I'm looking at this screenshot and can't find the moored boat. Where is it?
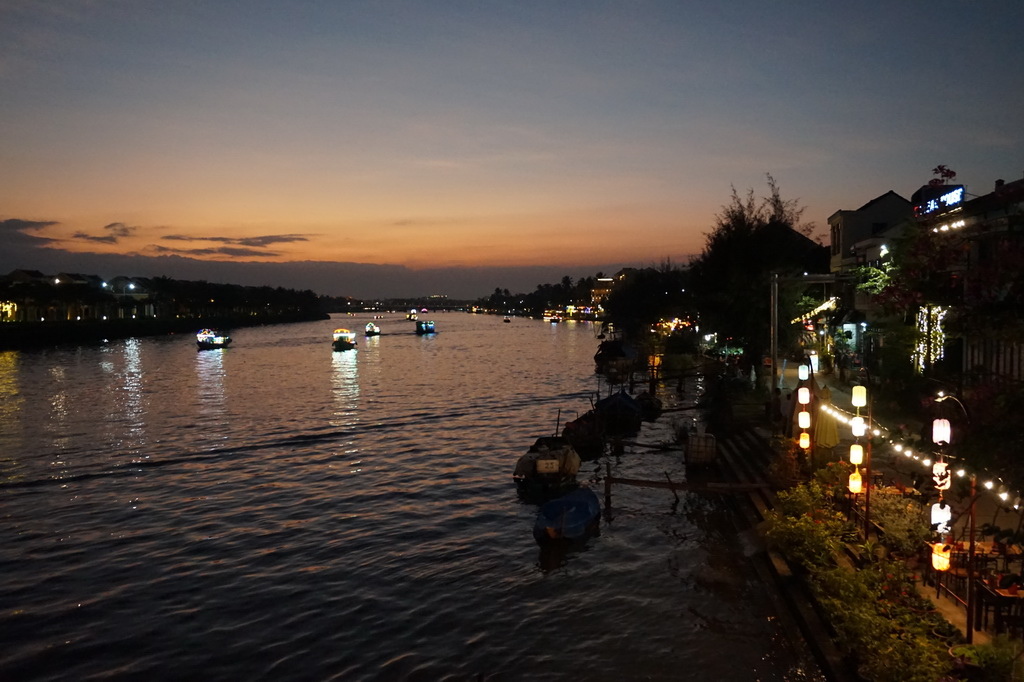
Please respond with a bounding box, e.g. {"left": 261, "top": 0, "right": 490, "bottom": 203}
{"left": 532, "top": 487, "right": 601, "bottom": 544}
{"left": 594, "top": 388, "right": 643, "bottom": 435}
{"left": 561, "top": 410, "right": 605, "bottom": 460}
{"left": 196, "top": 329, "right": 231, "bottom": 350}
{"left": 365, "top": 322, "right": 381, "bottom": 336}
{"left": 635, "top": 390, "right": 663, "bottom": 421}
{"left": 415, "top": 320, "right": 436, "bottom": 335}
{"left": 513, "top": 436, "right": 582, "bottom": 500}
{"left": 332, "top": 328, "right": 357, "bottom": 351}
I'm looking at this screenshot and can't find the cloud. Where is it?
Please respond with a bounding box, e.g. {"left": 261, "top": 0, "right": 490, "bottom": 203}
{"left": 151, "top": 244, "right": 280, "bottom": 258}
{"left": 0, "top": 217, "right": 60, "bottom": 249}
{"left": 161, "top": 233, "right": 310, "bottom": 247}
{"left": 1, "top": 218, "right": 58, "bottom": 232}
{"left": 71, "top": 221, "right": 138, "bottom": 244}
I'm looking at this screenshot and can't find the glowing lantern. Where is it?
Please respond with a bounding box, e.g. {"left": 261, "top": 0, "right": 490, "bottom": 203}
{"left": 931, "top": 543, "right": 951, "bottom": 572}
{"left": 799, "top": 432, "right": 810, "bottom": 449}
{"left": 851, "top": 416, "right": 866, "bottom": 438}
{"left": 932, "top": 461, "right": 951, "bottom": 491}
{"left": 848, "top": 470, "right": 862, "bottom": 494}
{"left": 852, "top": 386, "right": 867, "bottom": 408}
{"left": 932, "top": 418, "right": 951, "bottom": 445}
{"left": 931, "top": 501, "right": 952, "bottom": 534}
{"left": 797, "top": 387, "right": 810, "bottom": 405}
{"left": 798, "top": 364, "right": 809, "bottom": 381}
{"left": 798, "top": 411, "right": 811, "bottom": 429}
{"left": 849, "top": 444, "right": 863, "bottom": 466}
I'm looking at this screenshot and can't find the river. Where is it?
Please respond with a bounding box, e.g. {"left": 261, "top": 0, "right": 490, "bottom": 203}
{"left": 0, "top": 312, "right": 823, "bottom": 681}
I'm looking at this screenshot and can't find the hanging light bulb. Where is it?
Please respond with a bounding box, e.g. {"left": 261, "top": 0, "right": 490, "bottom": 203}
{"left": 849, "top": 444, "right": 863, "bottom": 466}
{"left": 848, "top": 470, "right": 862, "bottom": 494}
{"left": 798, "top": 411, "right": 811, "bottom": 429}
{"left": 852, "top": 385, "right": 867, "bottom": 408}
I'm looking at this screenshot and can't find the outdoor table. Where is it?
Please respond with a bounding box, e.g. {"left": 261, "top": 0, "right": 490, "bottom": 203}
{"left": 973, "top": 580, "right": 1024, "bottom": 634}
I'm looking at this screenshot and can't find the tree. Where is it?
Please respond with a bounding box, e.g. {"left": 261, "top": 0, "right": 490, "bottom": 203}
{"left": 688, "top": 174, "right": 826, "bottom": 361}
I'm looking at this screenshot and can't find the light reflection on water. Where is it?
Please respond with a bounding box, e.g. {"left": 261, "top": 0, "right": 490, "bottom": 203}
{"left": 0, "top": 313, "right": 822, "bottom": 681}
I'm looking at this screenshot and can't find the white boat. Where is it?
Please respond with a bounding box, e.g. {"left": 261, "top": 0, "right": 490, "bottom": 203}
{"left": 332, "top": 328, "right": 357, "bottom": 351}
{"left": 196, "top": 329, "right": 231, "bottom": 350}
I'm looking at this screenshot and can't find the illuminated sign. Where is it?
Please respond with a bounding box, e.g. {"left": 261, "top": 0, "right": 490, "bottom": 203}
{"left": 914, "top": 185, "right": 964, "bottom": 217}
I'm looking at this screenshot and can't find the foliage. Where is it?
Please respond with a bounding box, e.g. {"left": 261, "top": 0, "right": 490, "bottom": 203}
{"left": 479, "top": 274, "right": 601, "bottom": 317}
{"left": 949, "top": 637, "right": 1024, "bottom": 682}
{"left": 687, "top": 174, "right": 827, "bottom": 362}
{"left": 765, "top": 478, "right": 967, "bottom": 681}
{"left": 869, "top": 494, "right": 931, "bottom": 559}
{"left": 857, "top": 221, "right": 968, "bottom": 318}
{"left": 812, "top": 562, "right": 953, "bottom": 682}
{"left": 602, "top": 263, "right": 691, "bottom": 335}
{"left": 765, "top": 480, "right": 855, "bottom": 571}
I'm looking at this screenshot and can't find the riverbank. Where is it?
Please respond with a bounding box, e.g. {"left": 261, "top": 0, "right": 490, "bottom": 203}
{"left": 0, "top": 312, "right": 329, "bottom": 350}
{"left": 707, "top": 364, "right": 1023, "bottom": 680}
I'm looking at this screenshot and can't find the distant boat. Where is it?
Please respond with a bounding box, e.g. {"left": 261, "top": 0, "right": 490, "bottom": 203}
{"left": 415, "top": 320, "right": 436, "bottom": 335}
{"left": 503, "top": 316, "right": 511, "bottom": 323}
{"left": 407, "top": 308, "right": 418, "bottom": 321}
{"left": 332, "top": 328, "right": 357, "bottom": 351}
{"left": 196, "top": 329, "right": 231, "bottom": 350}
{"left": 365, "top": 322, "right": 381, "bottom": 337}
{"left": 532, "top": 487, "right": 601, "bottom": 544}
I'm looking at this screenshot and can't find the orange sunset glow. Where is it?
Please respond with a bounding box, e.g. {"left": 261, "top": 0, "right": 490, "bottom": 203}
{"left": 2, "top": 3, "right": 1022, "bottom": 298}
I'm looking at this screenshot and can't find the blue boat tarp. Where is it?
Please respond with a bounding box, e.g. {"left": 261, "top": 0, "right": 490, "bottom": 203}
{"left": 533, "top": 487, "right": 601, "bottom": 544}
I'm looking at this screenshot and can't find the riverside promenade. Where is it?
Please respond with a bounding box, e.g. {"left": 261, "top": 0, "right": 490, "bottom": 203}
{"left": 768, "top": 362, "right": 1022, "bottom": 646}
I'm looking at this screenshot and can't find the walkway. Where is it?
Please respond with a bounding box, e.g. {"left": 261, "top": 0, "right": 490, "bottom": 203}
{"left": 770, "top": 362, "right": 1011, "bottom": 645}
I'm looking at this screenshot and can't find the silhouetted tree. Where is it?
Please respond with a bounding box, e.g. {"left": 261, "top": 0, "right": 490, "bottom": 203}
{"left": 688, "top": 174, "right": 826, "bottom": 362}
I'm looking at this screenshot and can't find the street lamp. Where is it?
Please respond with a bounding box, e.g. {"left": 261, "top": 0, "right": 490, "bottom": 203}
{"left": 935, "top": 393, "right": 976, "bottom": 643}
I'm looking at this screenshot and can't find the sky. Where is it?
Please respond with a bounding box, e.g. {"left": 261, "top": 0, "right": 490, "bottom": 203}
{"left": 2, "top": 1, "right": 1022, "bottom": 299}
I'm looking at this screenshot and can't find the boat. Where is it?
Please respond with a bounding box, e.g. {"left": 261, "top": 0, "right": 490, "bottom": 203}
{"left": 332, "top": 328, "right": 357, "bottom": 351}
{"left": 561, "top": 410, "right": 605, "bottom": 460}
{"left": 594, "top": 337, "right": 637, "bottom": 376}
{"left": 513, "top": 436, "right": 582, "bottom": 500}
{"left": 635, "top": 390, "right": 663, "bottom": 421}
{"left": 415, "top": 320, "right": 436, "bottom": 335}
{"left": 503, "top": 316, "right": 511, "bottom": 323}
{"left": 196, "top": 329, "right": 231, "bottom": 350}
{"left": 406, "top": 308, "right": 418, "bottom": 321}
{"left": 365, "top": 322, "right": 381, "bottom": 336}
{"left": 593, "top": 389, "right": 643, "bottom": 435}
{"left": 532, "top": 487, "right": 601, "bottom": 544}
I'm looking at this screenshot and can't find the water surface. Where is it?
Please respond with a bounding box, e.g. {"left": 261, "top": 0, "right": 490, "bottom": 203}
{"left": 0, "top": 313, "right": 821, "bottom": 680}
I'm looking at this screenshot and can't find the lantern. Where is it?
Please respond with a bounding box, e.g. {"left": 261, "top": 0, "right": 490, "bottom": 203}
{"left": 932, "top": 418, "right": 951, "bottom": 445}
{"left": 851, "top": 416, "right": 866, "bottom": 438}
{"left": 848, "top": 469, "right": 862, "bottom": 494}
{"left": 931, "top": 543, "right": 951, "bottom": 572}
{"left": 798, "top": 411, "right": 811, "bottom": 429}
{"left": 799, "top": 432, "right": 810, "bottom": 449}
{"left": 852, "top": 385, "right": 867, "bottom": 408}
{"left": 798, "top": 364, "right": 809, "bottom": 381}
{"left": 849, "top": 444, "right": 863, "bottom": 466}
{"left": 797, "top": 387, "right": 810, "bottom": 405}
{"left": 931, "top": 501, "right": 952, "bottom": 535}
{"left": 933, "top": 461, "right": 951, "bottom": 491}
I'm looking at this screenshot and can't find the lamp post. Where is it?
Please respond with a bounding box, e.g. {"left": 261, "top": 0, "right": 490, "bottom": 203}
{"left": 935, "top": 392, "right": 974, "bottom": 643}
